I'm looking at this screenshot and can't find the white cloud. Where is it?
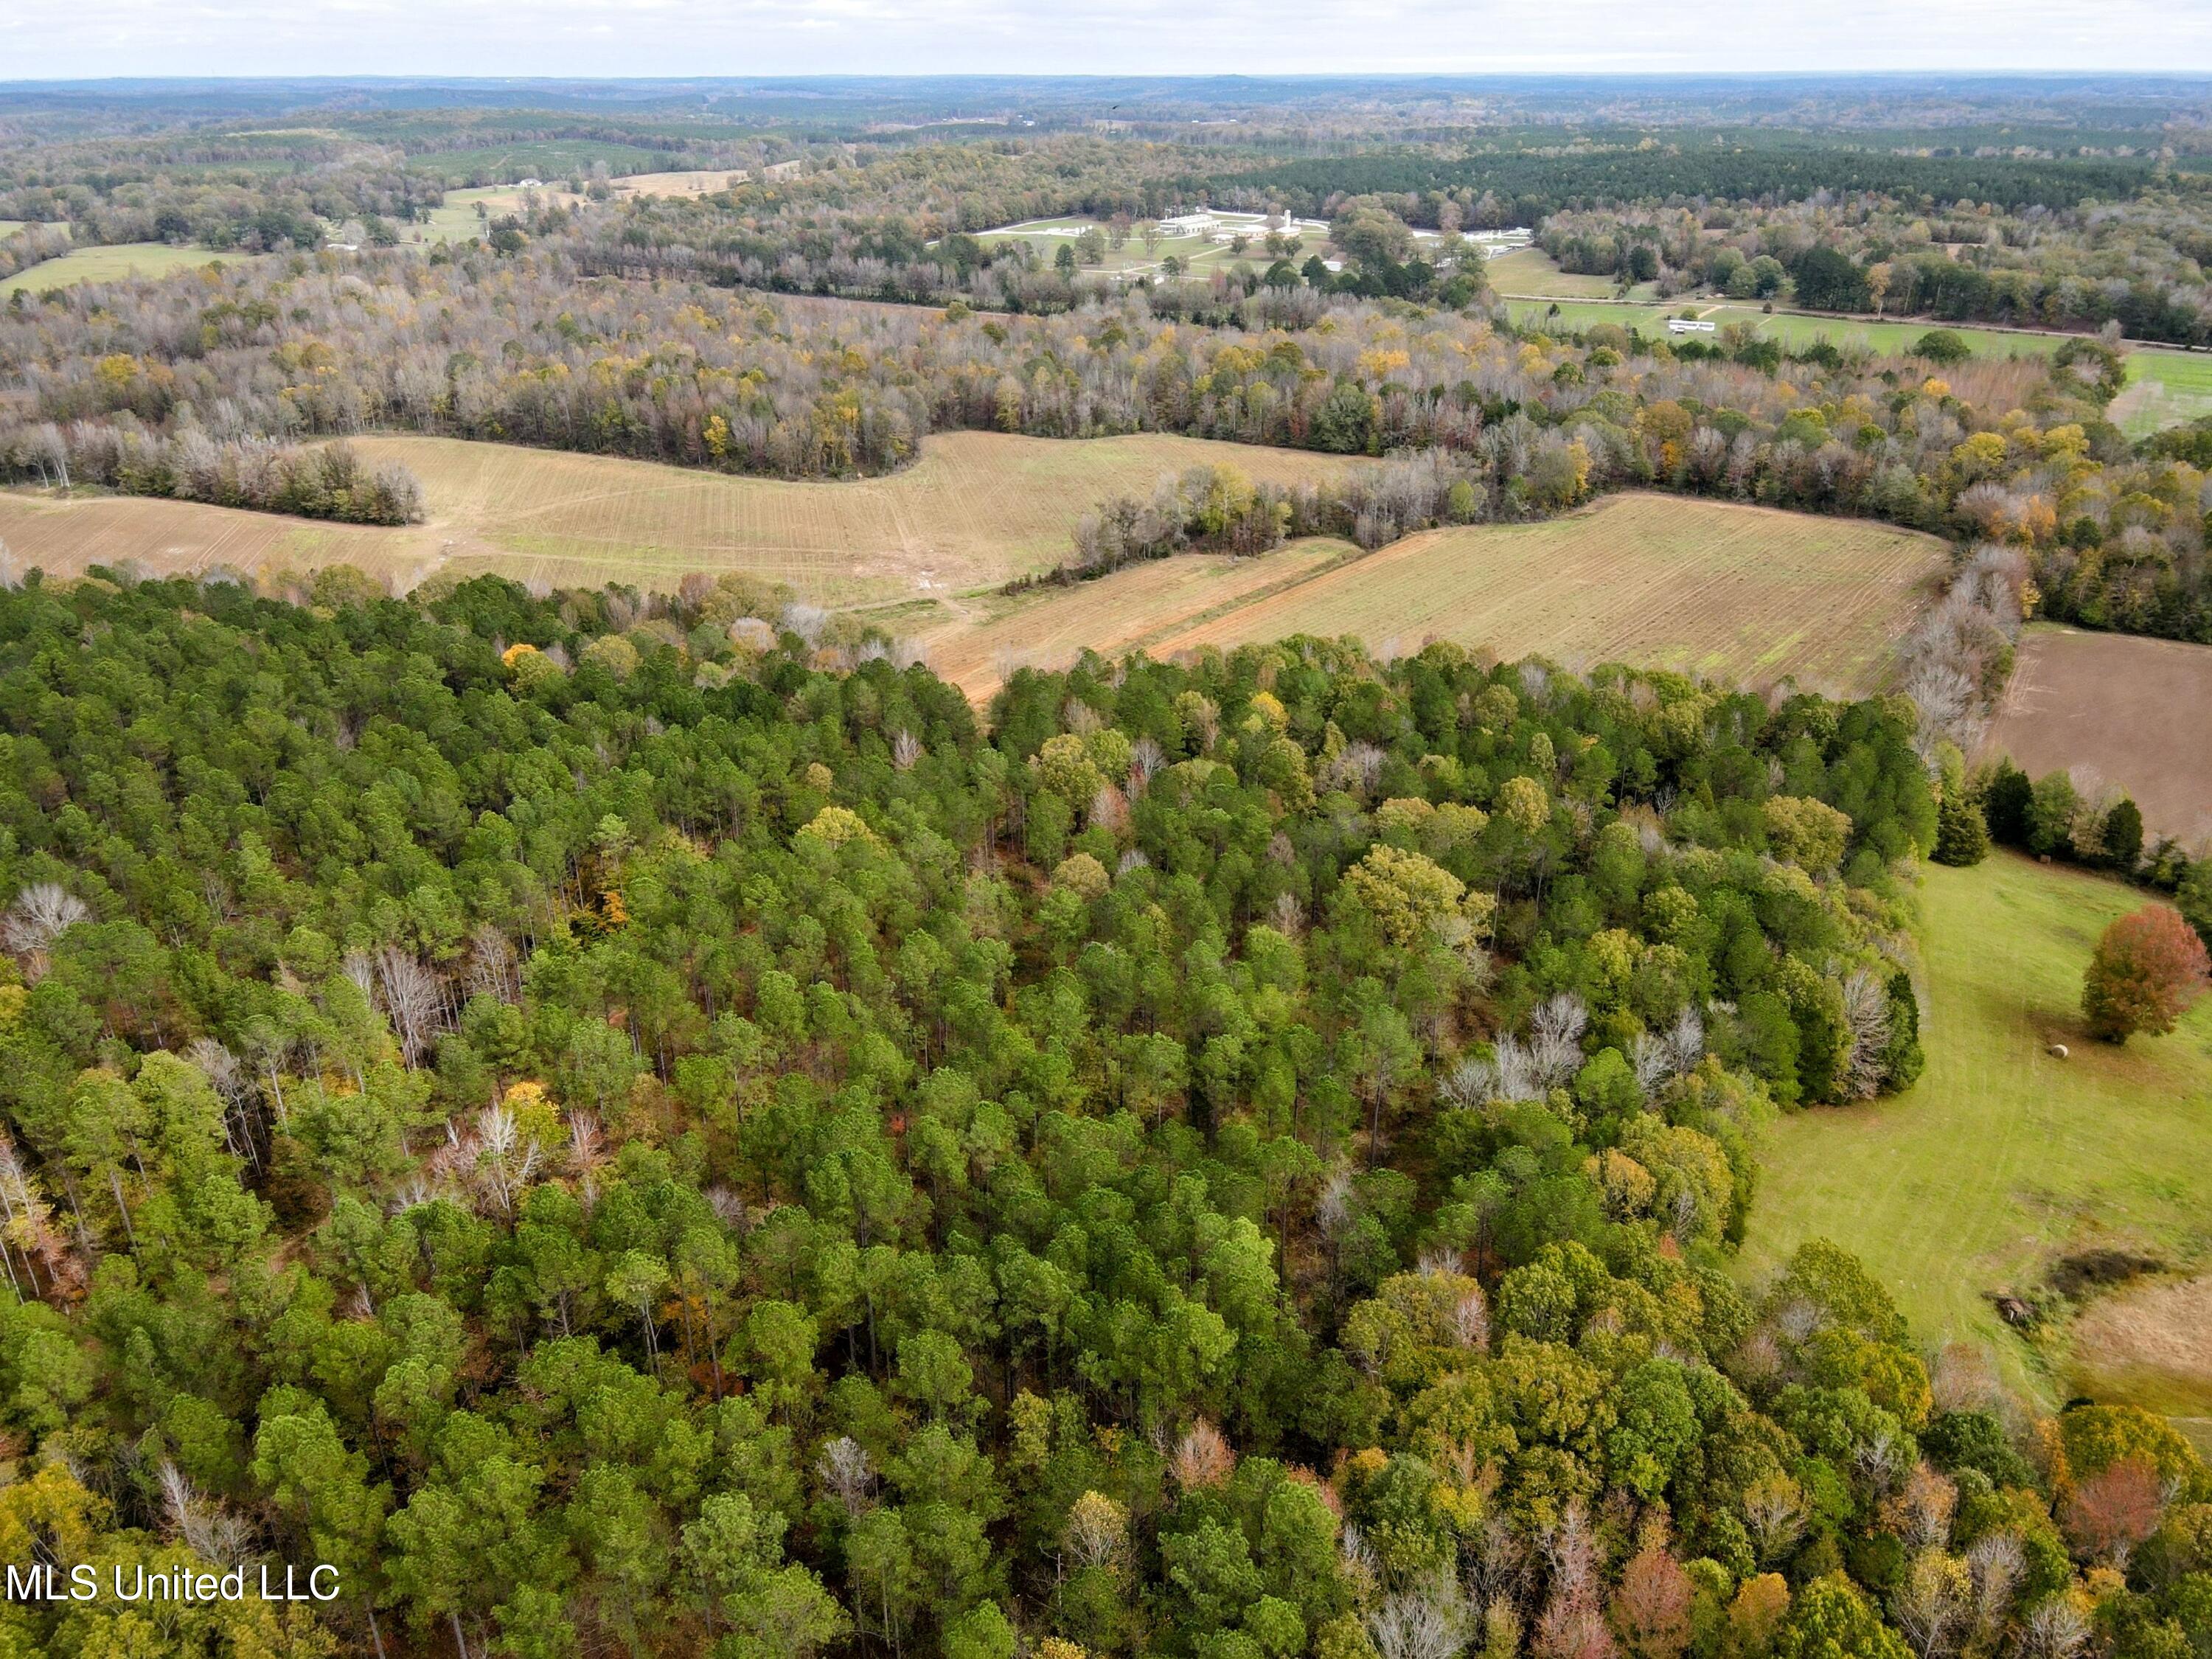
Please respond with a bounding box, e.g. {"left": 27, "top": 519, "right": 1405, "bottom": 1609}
{"left": 5, "top": 0, "right": 2212, "bottom": 77}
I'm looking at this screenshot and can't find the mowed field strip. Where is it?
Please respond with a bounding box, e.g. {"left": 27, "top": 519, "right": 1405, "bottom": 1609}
{"left": 0, "top": 431, "right": 1377, "bottom": 605}
{"left": 1985, "top": 625, "right": 2212, "bottom": 842}
{"left": 933, "top": 494, "right": 1944, "bottom": 699}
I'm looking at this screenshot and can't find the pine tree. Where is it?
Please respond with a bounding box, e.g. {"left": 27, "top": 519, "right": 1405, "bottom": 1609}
{"left": 2102, "top": 797, "right": 2144, "bottom": 872}
{"left": 1932, "top": 786, "right": 1989, "bottom": 866}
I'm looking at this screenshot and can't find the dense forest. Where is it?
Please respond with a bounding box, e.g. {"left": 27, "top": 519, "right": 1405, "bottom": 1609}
{"left": 1220, "top": 146, "right": 2168, "bottom": 223}
{"left": 0, "top": 568, "right": 2202, "bottom": 1659}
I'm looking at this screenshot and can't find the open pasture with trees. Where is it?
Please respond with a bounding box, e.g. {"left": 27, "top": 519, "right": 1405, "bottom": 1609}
{"left": 2, "top": 239, "right": 229, "bottom": 295}
{"left": 0, "top": 430, "right": 1379, "bottom": 604}
{"left": 964, "top": 209, "right": 1322, "bottom": 280}
{"left": 1509, "top": 296, "right": 2129, "bottom": 362}
{"left": 1984, "top": 627, "right": 2212, "bottom": 843}
{"left": 1486, "top": 246, "right": 1646, "bottom": 299}
{"left": 1744, "top": 855, "right": 2212, "bottom": 1412}
{"left": 10, "top": 229, "right": 2212, "bottom": 647}
{"left": 344, "top": 431, "right": 1377, "bottom": 602}
{"left": 0, "top": 487, "right": 432, "bottom": 588}
{"left": 1116, "top": 493, "right": 1948, "bottom": 698}
{"left": 415, "top": 184, "right": 587, "bottom": 245}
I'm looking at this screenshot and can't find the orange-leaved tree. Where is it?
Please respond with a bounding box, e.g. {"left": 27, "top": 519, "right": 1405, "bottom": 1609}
{"left": 2082, "top": 903, "right": 2210, "bottom": 1043}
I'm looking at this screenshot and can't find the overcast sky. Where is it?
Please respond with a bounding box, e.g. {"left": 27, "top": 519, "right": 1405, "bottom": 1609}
{"left": 7, "top": 0, "right": 2212, "bottom": 80}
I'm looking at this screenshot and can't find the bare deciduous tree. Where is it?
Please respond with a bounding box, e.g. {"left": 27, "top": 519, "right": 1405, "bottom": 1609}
{"left": 1529, "top": 993, "right": 1590, "bottom": 1087}
{"left": 3, "top": 881, "right": 89, "bottom": 957}
{"left": 1369, "top": 1578, "right": 1472, "bottom": 1659}
{"left": 350, "top": 945, "right": 446, "bottom": 1065}
{"left": 1742, "top": 1474, "right": 1807, "bottom": 1564}
{"left": 1172, "top": 1419, "right": 1236, "bottom": 1490}
{"left": 473, "top": 1104, "right": 540, "bottom": 1215}
{"left": 815, "top": 1436, "right": 875, "bottom": 1517}
{"left": 1890, "top": 1550, "right": 1970, "bottom": 1659}
{"left": 1061, "top": 1489, "right": 1128, "bottom": 1572}
{"left": 1840, "top": 970, "right": 1892, "bottom": 1099}
{"left": 2020, "top": 1599, "right": 2090, "bottom": 1659}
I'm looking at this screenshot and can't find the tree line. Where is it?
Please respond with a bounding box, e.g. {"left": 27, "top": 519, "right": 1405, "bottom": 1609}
{"left": 1531, "top": 192, "right": 2212, "bottom": 349}
{"left": 1219, "top": 142, "right": 2168, "bottom": 224}
{"left": 7, "top": 234, "right": 2211, "bottom": 641}
{"left": 0, "top": 428, "right": 423, "bottom": 525}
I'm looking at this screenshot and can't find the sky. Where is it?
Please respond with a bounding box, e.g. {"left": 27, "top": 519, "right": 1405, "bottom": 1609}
{"left": 8, "top": 0, "right": 2212, "bottom": 80}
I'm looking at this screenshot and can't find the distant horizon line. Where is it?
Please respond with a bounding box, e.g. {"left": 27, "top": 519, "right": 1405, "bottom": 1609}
{"left": 7, "top": 69, "right": 2212, "bottom": 86}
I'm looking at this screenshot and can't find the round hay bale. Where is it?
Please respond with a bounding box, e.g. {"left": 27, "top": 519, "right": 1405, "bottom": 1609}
{"left": 2048, "top": 1043, "right": 2070, "bottom": 1060}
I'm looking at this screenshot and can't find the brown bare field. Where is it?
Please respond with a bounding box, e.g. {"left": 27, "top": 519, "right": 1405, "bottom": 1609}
{"left": 612, "top": 170, "right": 751, "bottom": 198}
{"left": 1985, "top": 626, "right": 2212, "bottom": 843}
{"left": 2068, "top": 1276, "right": 2212, "bottom": 1450}
{"left": 0, "top": 452, "right": 1945, "bottom": 703}
{"left": 939, "top": 494, "right": 1943, "bottom": 699}
{"left": 0, "top": 493, "right": 427, "bottom": 585}
{"left": 0, "top": 431, "right": 1376, "bottom": 606}
{"left": 917, "top": 540, "right": 1361, "bottom": 698}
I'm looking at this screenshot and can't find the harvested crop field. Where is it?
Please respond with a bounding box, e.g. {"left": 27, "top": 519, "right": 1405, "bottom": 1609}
{"left": 982, "top": 493, "right": 1944, "bottom": 698}
{"left": 1985, "top": 626, "right": 2212, "bottom": 842}
{"left": 0, "top": 431, "right": 1376, "bottom": 606}
{"left": 0, "top": 493, "right": 425, "bottom": 585}
{"left": 919, "top": 540, "right": 1361, "bottom": 698}
{"left": 613, "top": 170, "right": 750, "bottom": 198}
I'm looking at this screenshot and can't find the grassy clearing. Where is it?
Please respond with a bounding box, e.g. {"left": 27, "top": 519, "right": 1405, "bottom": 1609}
{"left": 0, "top": 431, "right": 1377, "bottom": 605}
{"left": 1099, "top": 493, "right": 1944, "bottom": 697}
{"left": 1718, "top": 307, "right": 2059, "bottom": 357}
{"left": 4, "top": 242, "right": 228, "bottom": 295}
{"left": 1741, "top": 855, "right": 2212, "bottom": 1416}
{"left": 0, "top": 222, "right": 27, "bottom": 240}
{"left": 957, "top": 209, "right": 1450, "bottom": 283}
{"left": 1506, "top": 299, "right": 1696, "bottom": 336}
{"left": 1506, "top": 297, "right": 2080, "bottom": 360}
{"left": 1485, "top": 246, "right": 1642, "bottom": 300}
{"left": 1985, "top": 625, "right": 2212, "bottom": 844}
{"left": 2111, "top": 349, "right": 2212, "bottom": 438}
